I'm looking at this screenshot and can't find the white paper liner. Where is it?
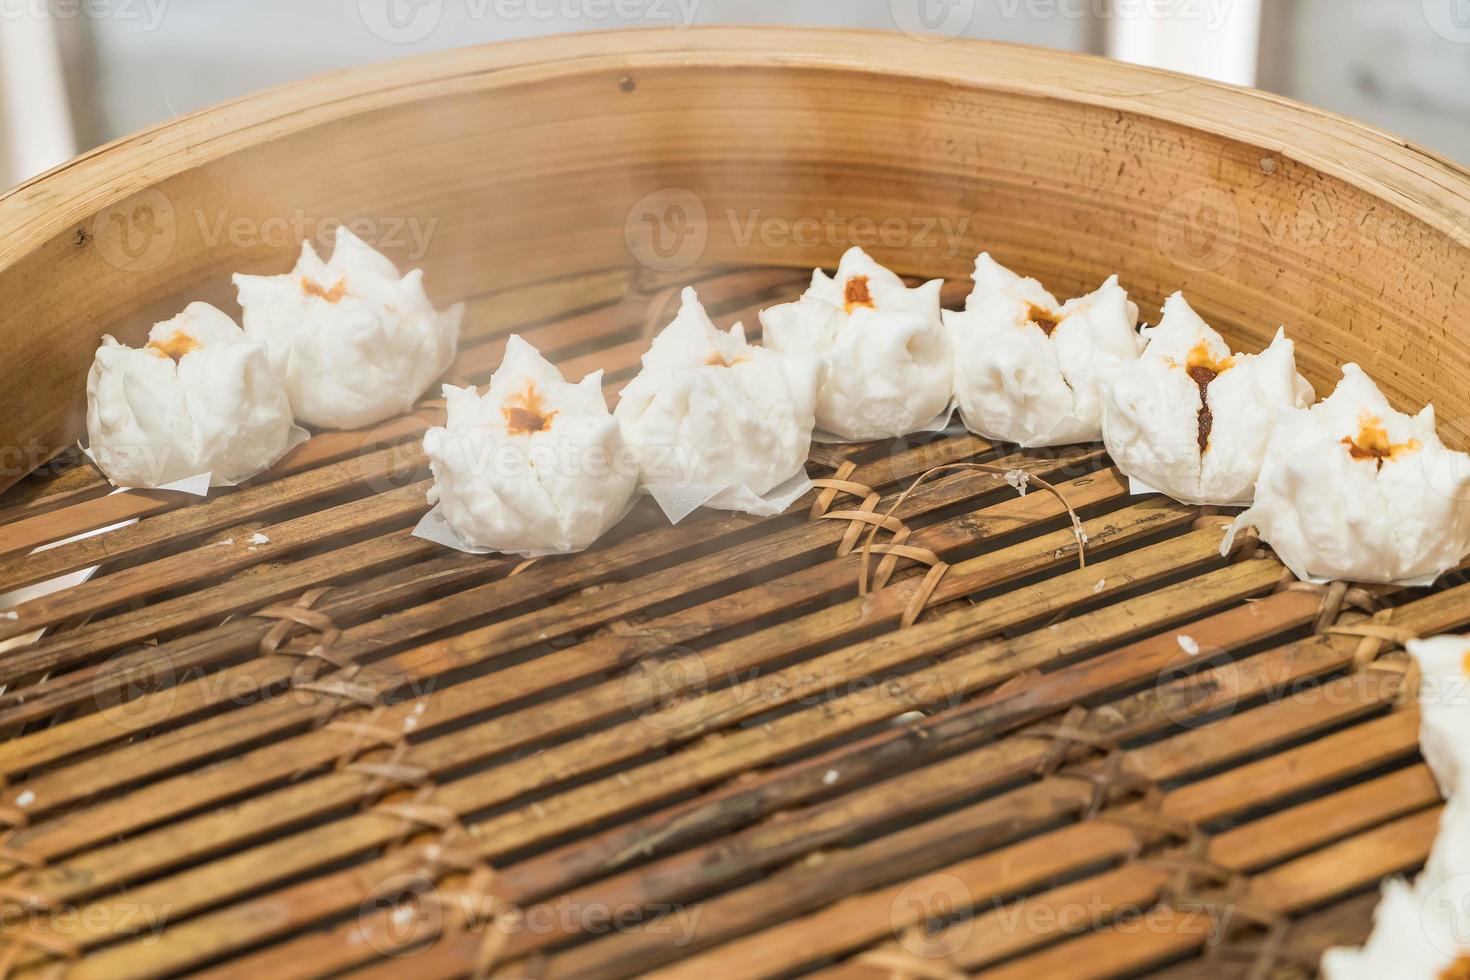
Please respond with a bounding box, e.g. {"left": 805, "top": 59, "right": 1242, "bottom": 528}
{"left": 811, "top": 404, "right": 957, "bottom": 445}
{"left": 644, "top": 471, "right": 814, "bottom": 525}
{"left": 412, "top": 497, "right": 640, "bottom": 560}
{"left": 1128, "top": 476, "right": 1165, "bottom": 497}
{"left": 78, "top": 425, "right": 310, "bottom": 496}
{"left": 1220, "top": 512, "right": 1445, "bottom": 588}
{"left": 1126, "top": 474, "right": 1252, "bottom": 508}
{"left": 0, "top": 496, "right": 140, "bottom": 653}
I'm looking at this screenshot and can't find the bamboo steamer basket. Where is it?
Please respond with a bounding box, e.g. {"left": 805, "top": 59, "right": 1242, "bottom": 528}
{"left": 0, "top": 27, "right": 1466, "bottom": 980}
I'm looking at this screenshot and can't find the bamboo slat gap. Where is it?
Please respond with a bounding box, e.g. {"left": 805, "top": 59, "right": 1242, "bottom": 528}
{"left": 252, "top": 575, "right": 1458, "bottom": 980}
{"left": 477, "top": 656, "right": 1436, "bottom": 978}
{"left": 0, "top": 520, "right": 1264, "bottom": 910}
{"left": 34, "top": 537, "right": 1458, "bottom": 980}
{"left": 0, "top": 481, "right": 434, "bottom": 643}
{"left": 0, "top": 436, "right": 995, "bottom": 780}
{"left": 965, "top": 806, "right": 1444, "bottom": 980}
{"left": 0, "top": 494, "right": 1199, "bottom": 917}
{"left": 0, "top": 526, "right": 1242, "bottom": 973}
{"left": 0, "top": 437, "right": 993, "bottom": 781}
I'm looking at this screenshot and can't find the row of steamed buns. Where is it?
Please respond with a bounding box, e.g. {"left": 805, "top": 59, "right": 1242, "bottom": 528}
{"left": 85, "top": 232, "right": 1470, "bottom": 583}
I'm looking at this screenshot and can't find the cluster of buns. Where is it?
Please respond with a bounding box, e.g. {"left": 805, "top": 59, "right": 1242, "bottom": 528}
{"left": 422, "top": 246, "right": 1470, "bottom": 569}
{"left": 1323, "top": 634, "right": 1470, "bottom": 977}
{"left": 85, "top": 227, "right": 463, "bottom": 490}
{"left": 86, "top": 241, "right": 1470, "bottom": 579}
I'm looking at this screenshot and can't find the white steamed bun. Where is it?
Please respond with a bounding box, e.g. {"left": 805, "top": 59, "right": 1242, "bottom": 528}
{"left": 1323, "top": 794, "right": 1470, "bottom": 978}
{"left": 1102, "top": 293, "right": 1314, "bottom": 505}
{"left": 1227, "top": 365, "right": 1470, "bottom": 585}
{"left": 759, "top": 246, "right": 951, "bottom": 440}
{"left": 945, "top": 253, "right": 1142, "bottom": 447}
{"left": 615, "top": 287, "right": 819, "bottom": 516}
{"left": 233, "top": 226, "right": 462, "bottom": 430}
{"left": 86, "top": 302, "right": 295, "bottom": 488}
{"left": 423, "top": 335, "right": 635, "bottom": 556}
{"left": 1409, "top": 635, "right": 1470, "bottom": 797}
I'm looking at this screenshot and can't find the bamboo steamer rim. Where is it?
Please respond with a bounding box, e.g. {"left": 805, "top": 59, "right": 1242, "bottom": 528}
{"left": 4, "top": 27, "right": 1470, "bottom": 268}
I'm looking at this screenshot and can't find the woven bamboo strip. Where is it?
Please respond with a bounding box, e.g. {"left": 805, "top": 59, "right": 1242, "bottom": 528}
{"left": 0, "top": 533, "right": 469, "bottom": 689}
{"left": 970, "top": 807, "right": 1443, "bottom": 980}
{"left": 1139, "top": 891, "right": 1381, "bottom": 980}
{"left": 0, "top": 454, "right": 1110, "bottom": 867}
{"left": 507, "top": 652, "right": 1422, "bottom": 976}
{"left": 0, "top": 536, "right": 512, "bottom": 730}
{"left": 3, "top": 524, "right": 1235, "bottom": 976}
{"left": 0, "top": 443, "right": 427, "bottom": 597}
{"left": 486, "top": 564, "right": 1302, "bottom": 895}
{"left": 806, "top": 865, "right": 1177, "bottom": 980}
{"left": 0, "top": 481, "right": 433, "bottom": 640}
{"left": 0, "top": 433, "right": 984, "bottom": 778}
{"left": 321, "top": 575, "right": 1470, "bottom": 980}
{"left": 2, "top": 492, "right": 1186, "bottom": 924}
{"left": 331, "top": 671, "right": 1426, "bottom": 980}
{"left": 195, "top": 561, "right": 1297, "bottom": 980}
{"left": 45, "top": 540, "right": 1470, "bottom": 975}
{"left": 638, "top": 724, "right": 1439, "bottom": 980}
{"left": 479, "top": 670, "right": 1423, "bottom": 978}
{"left": 917, "top": 734, "right": 1434, "bottom": 980}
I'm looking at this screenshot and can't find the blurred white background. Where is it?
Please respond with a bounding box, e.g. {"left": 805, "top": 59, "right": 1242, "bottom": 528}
{"left": 1, "top": 0, "right": 1468, "bottom": 190}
